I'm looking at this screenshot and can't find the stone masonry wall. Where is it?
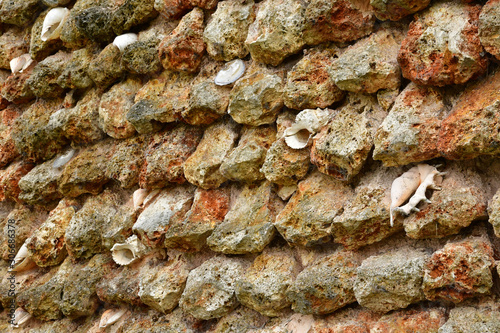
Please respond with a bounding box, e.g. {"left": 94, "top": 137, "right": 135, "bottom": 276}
{"left": 1, "top": 0, "right": 500, "bottom": 331}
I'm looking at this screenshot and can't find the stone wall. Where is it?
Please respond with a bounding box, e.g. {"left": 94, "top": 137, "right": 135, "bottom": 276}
{"left": 1, "top": 0, "right": 500, "bottom": 331}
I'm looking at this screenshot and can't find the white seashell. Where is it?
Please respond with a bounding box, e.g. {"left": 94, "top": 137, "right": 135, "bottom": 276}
{"left": 133, "top": 188, "right": 148, "bottom": 210}
{"left": 214, "top": 59, "right": 246, "bottom": 86}
{"left": 41, "top": 7, "right": 70, "bottom": 42}
{"left": 284, "top": 108, "right": 332, "bottom": 149}
{"left": 113, "top": 33, "right": 138, "bottom": 52}
{"left": 10, "top": 54, "right": 34, "bottom": 74}
{"left": 111, "top": 235, "right": 148, "bottom": 265}
{"left": 11, "top": 308, "right": 32, "bottom": 328}
{"left": 99, "top": 308, "right": 127, "bottom": 328}
{"left": 9, "top": 243, "right": 35, "bottom": 272}
{"left": 52, "top": 148, "right": 75, "bottom": 169}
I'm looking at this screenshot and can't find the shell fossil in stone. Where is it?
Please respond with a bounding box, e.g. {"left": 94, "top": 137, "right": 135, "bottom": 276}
{"left": 99, "top": 308, "right": 128, "bottom": 328}
{"left": 10, "top": 54, "right": 34, "bottom": 74}
{"left": 214, "top": 59, "right": 246, "bottom": 86}
{"left": 389, "top": 164, "right": 446, "bottom": 226}
{"left": 11, "top": 308, "right": 32, "bottom": 328}
{"left": 52, "top": 148, "right": 75, "bottom": 169}
{"left": 41, "top": 7, "right": 70, "bottom": 41}
{"left": 113, "top": 33, "right": 138, "bottom": 52}
{"left": 284, "top": 108, "right": 332, "bottom": 149}
{"left": 9, "top": 242, "right": 36, "bottom": 272}
{"left": 111, "top": 235, "right": 148, "bottom": 265}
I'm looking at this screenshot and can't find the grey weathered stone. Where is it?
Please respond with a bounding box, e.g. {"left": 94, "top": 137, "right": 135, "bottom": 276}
{"left": 111, "top": 0, "right": 158, "bottom": 36}
{"left": 438, "top": 306, "right": 500, "bottom": 333}
{"left": 0, "top": 0, "right": 42, "bottom": 26}
{"left": 235, "top": 247, "right": 298, "bottom": 316}
{"left": 122, "top": 39, "right": 162, "bottom": 75}
{"left": 105, "top": 135, "right": 148, "bottom": 188}
{"left": 27, "top": 51, "right": 71, "bottom": 99}
{"left": 75, "top": 6, "right": 115, "bottom": 43}
{"left": 184, "top": 80, "right": 230, "bottom": 125}
{"left": 209, "top": 306, "right": 268, "bottom": 333}
{"left": 354, "top": 247, "right": 428, "bottom": 313}
{"left": 180, "top": 256, "right": 245, "bottom": 320}
{"left": 87, "top": 44, "right": 125, "bottom": 90}
{"left": 57, "top": 46, "right": 97, "bottom": 90}
{"left": 370, "top": 0, "right": 430, "bottom": 21}
{"left": 207, "top": 181, "right": 283, "bottom": 254}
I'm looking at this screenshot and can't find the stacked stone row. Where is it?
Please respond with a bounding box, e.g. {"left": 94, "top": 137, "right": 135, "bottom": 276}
{"left": 1, "top": 0, "right": 500, "bottom": 331}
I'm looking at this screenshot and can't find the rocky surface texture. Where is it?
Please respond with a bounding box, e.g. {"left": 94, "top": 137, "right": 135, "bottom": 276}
{"left": 2, "top": 0, "right": 500, "bottom": 331}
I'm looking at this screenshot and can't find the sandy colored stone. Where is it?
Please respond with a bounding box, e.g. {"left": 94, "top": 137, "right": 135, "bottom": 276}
{"left": 245, "top": 0, "right": 306, "bottom": 66}
{"left": 26, "top": 199, "right": 76, "bottom": 267}
{"left": 96, "top": 260, "right": 144, "bottom": 306}
{"left": 105, "top": 135, "right": 148, "bottom": 188}
{"left": 180, "top": 256, "right": 245, "bottom": 320}
{"left": 373, "top": 83, "right": 448, "bottom": 166}
{"left": 439, "top": 306, "right": 500, "bottom": 333}
{"left": 163, "top": 187, "right": 231, "bottom": 252}
{"left": 99, "top": 76, "right": 142, "bottom": 139}
{"left": 0, "top": 160, "right": 34, "bottom": 203}
{"left": 354, "top": 247, "right": 428, "bottom": 313}
{"left": 220, "top": 125, "right": 276, "bottom": 183}
{"left": 133, "top": 185, "right": 195, "bottom": 247}
{"left": 158, "top": 8, "right": 205, "bottom": 73}
{"left": 87, "top": 43, "right": 124, "bottom": 90}
{"left": 184, "top": 80, "right": 230, "bottom": 125}
{"left": 0, "top": 0, "right": 42, "bottom": 26}
{"left": 0, "top": 26, "right": 30, "bottom": 70}
{"left": 437, "top": 70, "right": 500, "bottom": 160}
{"left": 479, "top": 0, "right": 500, "bottom": 60}
{"left": 423, "top": 237, "right": 495, "bottom": 303}
{"left": 372, "top": 308, "right": 446, "bottom": 332}
{"left": 370, "top": 0, "right": 430, "bottom": 21}
{"left": 0, "top": 105, "right": 22, "bottom": 168}
{"left": 207, "top": 181, "right": 283, "bottom": 254}
{"left": 57, "top": 46, "right": 97, "bottom": 90}
{"left": 398, "top": 1, "right": 488, "bottom": 86}
{"left": 489, "top": 188, "right": 500, "bottom": 237}
{"left": 284, "top": 48, "right": 345, "bottom": 110}
{"left": 138, "top": 252, "right": 189, "bottom": 313}
{"left": 184, "top": 119, "right": 239, "bottom": 189}
{"left": 209, "top": 306, "right": 268, "bottom": 333}
{"left": 403, "top": 164, "right": 488, "bottom": 239}
{"left": 311, "top": 94, "right": 386, "bottom": 181}
{"left": 275, "top": 170, "right": 353, "bottom": 246}
{"left": 228, "top": 72, "right": 283, "bottom": 126}
{"left": 139, "top": 125, "right": 203, "bottom": 188}
{"left": 204, "top": 0, "right": 255, "bottom": 61}
{"left": 329, "top": 28, "right": 402, "bottom": 94}
{"left": 287, "top": 250, "right": 361, "bottom": 315}
{"left": 303, "top": 0, "right": 374, "bottom": 46}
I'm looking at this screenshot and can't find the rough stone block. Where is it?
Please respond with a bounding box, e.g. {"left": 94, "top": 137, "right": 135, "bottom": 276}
{"left": 479, "top": 0, "right": 500, "bottom": 60}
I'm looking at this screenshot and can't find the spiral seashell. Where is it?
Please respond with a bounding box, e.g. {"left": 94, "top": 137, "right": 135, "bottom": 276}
{"left": 113, "top": 33, "right": 138, "bottom": 52}
{"left": 284, "top": 108, "right": 332, "bottom": 149}
{"left": 214, "top": 59, "right": 245, "bottom": 86}
{"left": 9, "top": 243, "right": 36, "bottom": 272}
{"left": 111, "top": 235, "right": 148, "bottom": 265}
{"left": 11, "top": 308, "right": 32, "bottom": 328}
{"left": 99, "top": 308, "right": 127, "bottom": 328}
{"left": 10, "top": 54, "right": 34, "bottom": 74}
{"left": 41, "top": 7, "right": 70, "bottom": 42}
{"left": 52, "top": 148, "right": 75, "bottom": 169}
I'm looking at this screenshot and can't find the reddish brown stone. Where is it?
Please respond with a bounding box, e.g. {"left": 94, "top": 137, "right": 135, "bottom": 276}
{"left": 398, "top": 1, "right": 488, "bottom": 86}
{"left": 309, "top": 307, "right": 380, "bottom": 333}
{"left": 423, "top": 237, "right": 495, "bottom": 303}
{"left": 154, "top": 0, "right": 218, "bottom": 20}
{"left": 0, "top": 62, "right": 36, "bottom": 104}
{"left": 0, "top": 104, "right": 22, "bottom": 167}
{"left": 158, "top": 8, "right": 205, "bottom": 73}
{"left": 0, "top": 160, "right": 34, "bottom": 203}
{"left": 371, "top": 308, "right": 446, "bottom": 332}
{"left": 437, "top": 70, "right": 500, "bottom": 159}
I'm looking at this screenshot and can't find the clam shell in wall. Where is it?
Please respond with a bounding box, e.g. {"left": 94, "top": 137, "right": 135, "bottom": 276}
{"left": 284, "top": 108, "right": 332, "bottom": 149}
{"left": 52, "top": 148, "right": 75, "bottom": 169}
{"left": 111, "top": 235, "right": 148, "bottom": 265}
{"left": 99, "top": 308, "right": 128, "bottom": 328}
{"left": 214, "top": 59, "right": 245, "bottom": 86}
{"left": 133, "top": 188, "right": 148, "bottom": 210}
{"left": 41, "top": 7, "right": 70, "bottom": 42}
{"left": 9, "top": 243, "right": 36, "bottom": 272}
{"left": 113, "top": 33, "right": 138, "bottom": 52}
{"left": 10, "top": 54, "right": 34, "bottom": 74}
{"left": 11, "top": 308, "right": 32, "bottom": 328}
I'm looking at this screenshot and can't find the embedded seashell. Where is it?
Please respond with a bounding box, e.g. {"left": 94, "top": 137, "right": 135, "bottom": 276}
{"left": 10, "top": 54, "right": 34, "bottom": 74}
{"left": 9, "top": 243, "right": 36, "bottom": 272}
{"left": 214, "top": 59, "right": 245, "bottom": 86}
{"left": 284, "top": 108, "right": 332, "bottom": 149}
{"left": 99, "top": 308, "right": 127, "bottom": 328}
{"left": 11, "top": 308, "right": 32, "bottom": 328}
{"left": 113, "top": 33, "right": 138, "bottom": 52}
{"left": 52, "top": 148, "right": 75, "bottom": 169}
{"left": 133, "top": 188, "right": 148, "bottom": 210}
{"left": 111, "top": 235, "right": 148, "bottom": 265}
{"left": 41, "top": 7, "right": 70, "bottom": 41}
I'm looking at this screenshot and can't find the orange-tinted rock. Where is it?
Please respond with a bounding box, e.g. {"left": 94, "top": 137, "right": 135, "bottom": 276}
{"left": 423, "top": 237, "right": 495, "bottom": 303}
{"left": 154, "top": 0, "right": 218, "bottom": 20}
{"left": 139, "top": 124, "right": 203, "bottom": 189}
{"left": 158, "top": 8, "right": 205, "bottom": 73}
{"left": 163, "top": 186, "right": 230, "bottom": 251}
{"left": 373, "top": 83, "right": 448, "bottom": 166}
{"left": 437, "top": 70, "right": 500, "bottom": 159}
{"left": 479, "top": 0, "right": 500, "bottom": 60}
{"left": 303, "top": 0, "right": 374, "bottom": 46}
{"left": 284, "top": 48, "right": 345, "bottom": 110}
{"left": 0, "top": 160, "right": 34, "bottom": 203}
{"left": 309, "top": 307, "right": 380, "bottom": 333}
{"left": 1, "top": 62, "right": 36, "bottom": 104}
{"left": 0, "top": 27, "right": 30, "bottom": 70}
{"left": 398, "top": 1, "right": 488, "bottom": 86}
{"left": 371, "top": 308, "right": 446, "bottom": 332}
{"left": 0, "top": 105, "right": 22, "bottom": 168}
{"left": 370, "top": 0, "right": 430, "bottom": 21}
